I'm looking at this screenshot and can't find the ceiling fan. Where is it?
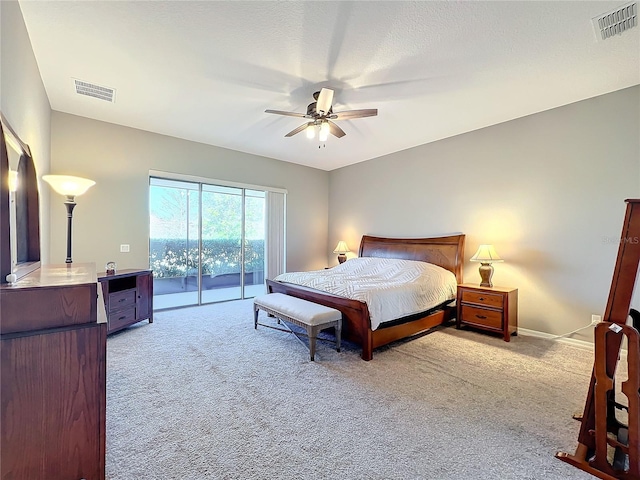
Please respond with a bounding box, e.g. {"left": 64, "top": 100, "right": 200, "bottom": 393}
{"left": 265, "top": 87, "right": 377, "bottom": 141}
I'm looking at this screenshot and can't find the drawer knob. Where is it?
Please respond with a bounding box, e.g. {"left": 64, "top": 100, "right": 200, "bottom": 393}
{"left": 479, "top": 297, "right": 485, "bottom": 301}
{"left": 475, "top": 314, "right": 487, "bottom": 319}
{"left": 118, "top": 316, "right": 126, "bottom": 321}
{"left": 118, "top": 298, "right": 126, "bottom": 303}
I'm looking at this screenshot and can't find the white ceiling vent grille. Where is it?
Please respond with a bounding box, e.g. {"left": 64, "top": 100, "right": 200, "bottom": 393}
{"left": 74, "top": 79, "right": 115, "bottom": 102}
{"left": 592, "top": 2, "right": 637, "bottom": 41}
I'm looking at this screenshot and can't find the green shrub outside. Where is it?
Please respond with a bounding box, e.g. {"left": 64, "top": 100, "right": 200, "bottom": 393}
{"left": 150, "top": 239, "right": 264, "bottom": 278}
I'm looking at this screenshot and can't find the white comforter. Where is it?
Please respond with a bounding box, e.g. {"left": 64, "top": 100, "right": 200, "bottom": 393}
{"left": 274, "top": 257, "right": 457, "bottom": 330}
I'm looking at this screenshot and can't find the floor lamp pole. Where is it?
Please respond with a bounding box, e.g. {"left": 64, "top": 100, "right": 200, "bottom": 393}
{"left": 64, "top": 197, "right": 76, "bottom": 264}
{"left": 42, "top": 175, "right": 95, "bottom": 265}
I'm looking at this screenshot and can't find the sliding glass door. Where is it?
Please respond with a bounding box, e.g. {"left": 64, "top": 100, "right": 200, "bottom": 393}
{"left": 149, "top": 178, "right": 200, "bottom": 309}
{"left": 201, "top": 185, "right": 242, "bottom": 303}
{"left": 149, "top": 177, "right": 266, "bottom": 310}
{"left": 244, "top": 190, "right": 266, "bottom": 298}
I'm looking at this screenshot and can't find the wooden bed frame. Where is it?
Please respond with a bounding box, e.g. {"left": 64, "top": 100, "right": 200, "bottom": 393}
{"left": 266, "top": 234, "right": 465, "bottom": 361}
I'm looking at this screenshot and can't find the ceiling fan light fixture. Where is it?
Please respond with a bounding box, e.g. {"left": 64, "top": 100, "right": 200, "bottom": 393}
{"left": 265, "top": 88, "right": 378, "bottom": 139}
{"left": 306, "top": 123, "right": 316, "bottom": 139}
{"left": 319, "top": 121, "right": 330, "bottom": 142}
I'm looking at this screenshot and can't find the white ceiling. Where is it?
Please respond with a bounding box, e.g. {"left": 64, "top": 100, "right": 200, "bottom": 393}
{"left": 18, "top": 1, "right": 640, "bottom": 171}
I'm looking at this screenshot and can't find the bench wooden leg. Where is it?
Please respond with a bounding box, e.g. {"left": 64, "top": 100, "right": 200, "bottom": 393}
{"left": 254, "top": 305, "right": 259, "bottom": 329}
{"left": 336, "top": 319, "right": 342, "bottom": 353}
{"left": 308, "top": 328, "right": 317, "bottom": 361}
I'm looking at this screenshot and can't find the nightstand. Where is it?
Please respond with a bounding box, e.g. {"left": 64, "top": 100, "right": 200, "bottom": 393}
{"left": 456, "top": 284, "right": 518, "bottom": 341}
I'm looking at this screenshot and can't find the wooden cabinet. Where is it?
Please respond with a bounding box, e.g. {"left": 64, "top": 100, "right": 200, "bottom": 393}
{"left": 0, "top": 263, "right": 106, "bottom": 480}
{"left": 98, "top": 269, "right": 153, "bottom": 334}
{"left": 456, "top": 283, "right": 518, "bottom": 341}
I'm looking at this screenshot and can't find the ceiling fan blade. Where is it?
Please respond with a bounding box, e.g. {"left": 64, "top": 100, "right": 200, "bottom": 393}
{"left": 265, "top": 109, "right": 308, "bottom": 118}
{"left": 316, "top": 88, "right": 334, "bottom": 114}
{"left": 328, "top": 121, "right": 346, "bottom": 138}
{"left": 330, "top": 109, "right": 378, "bottom": 120}
{"left": 284, "top": 123, "right": 310, "bottom": 137}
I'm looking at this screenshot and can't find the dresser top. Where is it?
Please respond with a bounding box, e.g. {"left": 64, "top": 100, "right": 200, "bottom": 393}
{"left": 1, "top": 263, "right": 97, "bottom": 290}
{"left": 97, "top": 268, "right": 152, "bottom": 281}
{"left": 0, "top": 263, "right": 99, "bottom": 335}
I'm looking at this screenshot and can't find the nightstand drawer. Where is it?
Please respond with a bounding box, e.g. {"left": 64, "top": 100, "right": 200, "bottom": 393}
{"left": 461, "top": 290, "right": 503, "bottom": 309}
{"left": 460, "top": 305, "right": 503, "bottom": 329}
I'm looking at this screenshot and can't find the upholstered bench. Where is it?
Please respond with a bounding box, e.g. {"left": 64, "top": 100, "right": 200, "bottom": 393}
{"left": 253, "top": 293, "right": 342, "bottom": 361}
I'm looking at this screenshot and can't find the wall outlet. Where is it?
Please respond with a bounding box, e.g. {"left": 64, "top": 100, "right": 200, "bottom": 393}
{"left": 591, "top": 314, "right": 602, "bottom": 324}
{"left": 120, "top": 244, "right": 130, "bottom": 253}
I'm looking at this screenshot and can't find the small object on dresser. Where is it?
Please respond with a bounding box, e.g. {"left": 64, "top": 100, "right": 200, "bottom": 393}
{"left": 105, "top": 261, "right": 116, "bottom": 275}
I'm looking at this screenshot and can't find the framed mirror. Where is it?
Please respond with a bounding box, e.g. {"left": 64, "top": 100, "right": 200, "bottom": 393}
{"left": 1, "top": 113, "right": 41, "bottom": 283}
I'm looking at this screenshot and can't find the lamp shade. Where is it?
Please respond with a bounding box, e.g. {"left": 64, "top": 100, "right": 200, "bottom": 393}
{"left": 43, "top": 175, "right": 95, "bottom": 197}
{"left": 333, "top": 241, "right": 350, "bottom": 254}
{"left": 470, "top": 244, "right": 503, "bottom": 263}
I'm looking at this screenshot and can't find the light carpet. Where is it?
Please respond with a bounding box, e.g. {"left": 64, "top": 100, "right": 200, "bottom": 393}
{"left": 106, "top": 298, "right": 595, "bottom": 479}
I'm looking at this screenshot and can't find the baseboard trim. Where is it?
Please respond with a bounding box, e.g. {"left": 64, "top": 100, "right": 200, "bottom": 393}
{"left": 517, "top": 327, "right": 594, "bottom": 350}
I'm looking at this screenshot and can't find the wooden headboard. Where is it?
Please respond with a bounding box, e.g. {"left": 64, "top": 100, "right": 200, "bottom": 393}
{"left": 358, "top": 234, "right": 465, "bottom": 283}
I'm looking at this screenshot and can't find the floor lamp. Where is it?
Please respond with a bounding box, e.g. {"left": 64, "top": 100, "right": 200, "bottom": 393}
{"left": 42, "top": 175, "right": 95, "bottom": 264}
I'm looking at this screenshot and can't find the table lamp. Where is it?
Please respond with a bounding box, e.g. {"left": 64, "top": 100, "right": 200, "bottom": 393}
{"left": 43, "top": 174, "right": 95, "bottom": 263}
{"left": 333, "top": 240, "right": 350, "bottom": 264}
{"left": 470, "top": 244, "right": 503, "bottom": 287}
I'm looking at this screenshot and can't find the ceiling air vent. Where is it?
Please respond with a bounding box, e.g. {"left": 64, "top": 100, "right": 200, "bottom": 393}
{"left": 592, "top": 2, "right": 637, "bottom": 41}
{"left": 74, "top": 79, "right": 115, "bottom": 102}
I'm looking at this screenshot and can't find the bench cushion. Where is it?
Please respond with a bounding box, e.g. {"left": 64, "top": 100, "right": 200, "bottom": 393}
{"left": 254, "top": 293, "right": 341, "bottom": 326}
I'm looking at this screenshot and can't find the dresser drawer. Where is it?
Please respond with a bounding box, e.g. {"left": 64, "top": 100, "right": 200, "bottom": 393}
{"left": 108, "top": 307, "right": 137, "bottom": 331}
{"left": 460, "top": 305, "right": 503, "bottom": 329}
{"left": 108, "top": 288, "right": 136, "bottom": 312}
{"left": 461, "top": 290, "right": 503, "bottom": 309}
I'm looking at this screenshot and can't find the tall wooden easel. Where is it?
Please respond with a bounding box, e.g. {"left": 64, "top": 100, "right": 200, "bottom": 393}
{"left": 557, "top": 199, "right": 640, "bottom": 479}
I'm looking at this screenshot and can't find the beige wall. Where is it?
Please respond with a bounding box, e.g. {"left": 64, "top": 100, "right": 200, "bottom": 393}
{"left": 1, "top": 0, "right": 52, "bottom": 263}
{"left": 329, "top": 86, "right": 640, "bottom": 341}
{"left": 50, "top": 112, "right": 329, "bottom": 274}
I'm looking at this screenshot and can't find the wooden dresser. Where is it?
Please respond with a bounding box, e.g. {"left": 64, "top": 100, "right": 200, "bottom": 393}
{"left": 98, "top": 269, "right": 153, "bottom": 334}
{"left": 0, "top": 263, "right": 106, "bottom": 480}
